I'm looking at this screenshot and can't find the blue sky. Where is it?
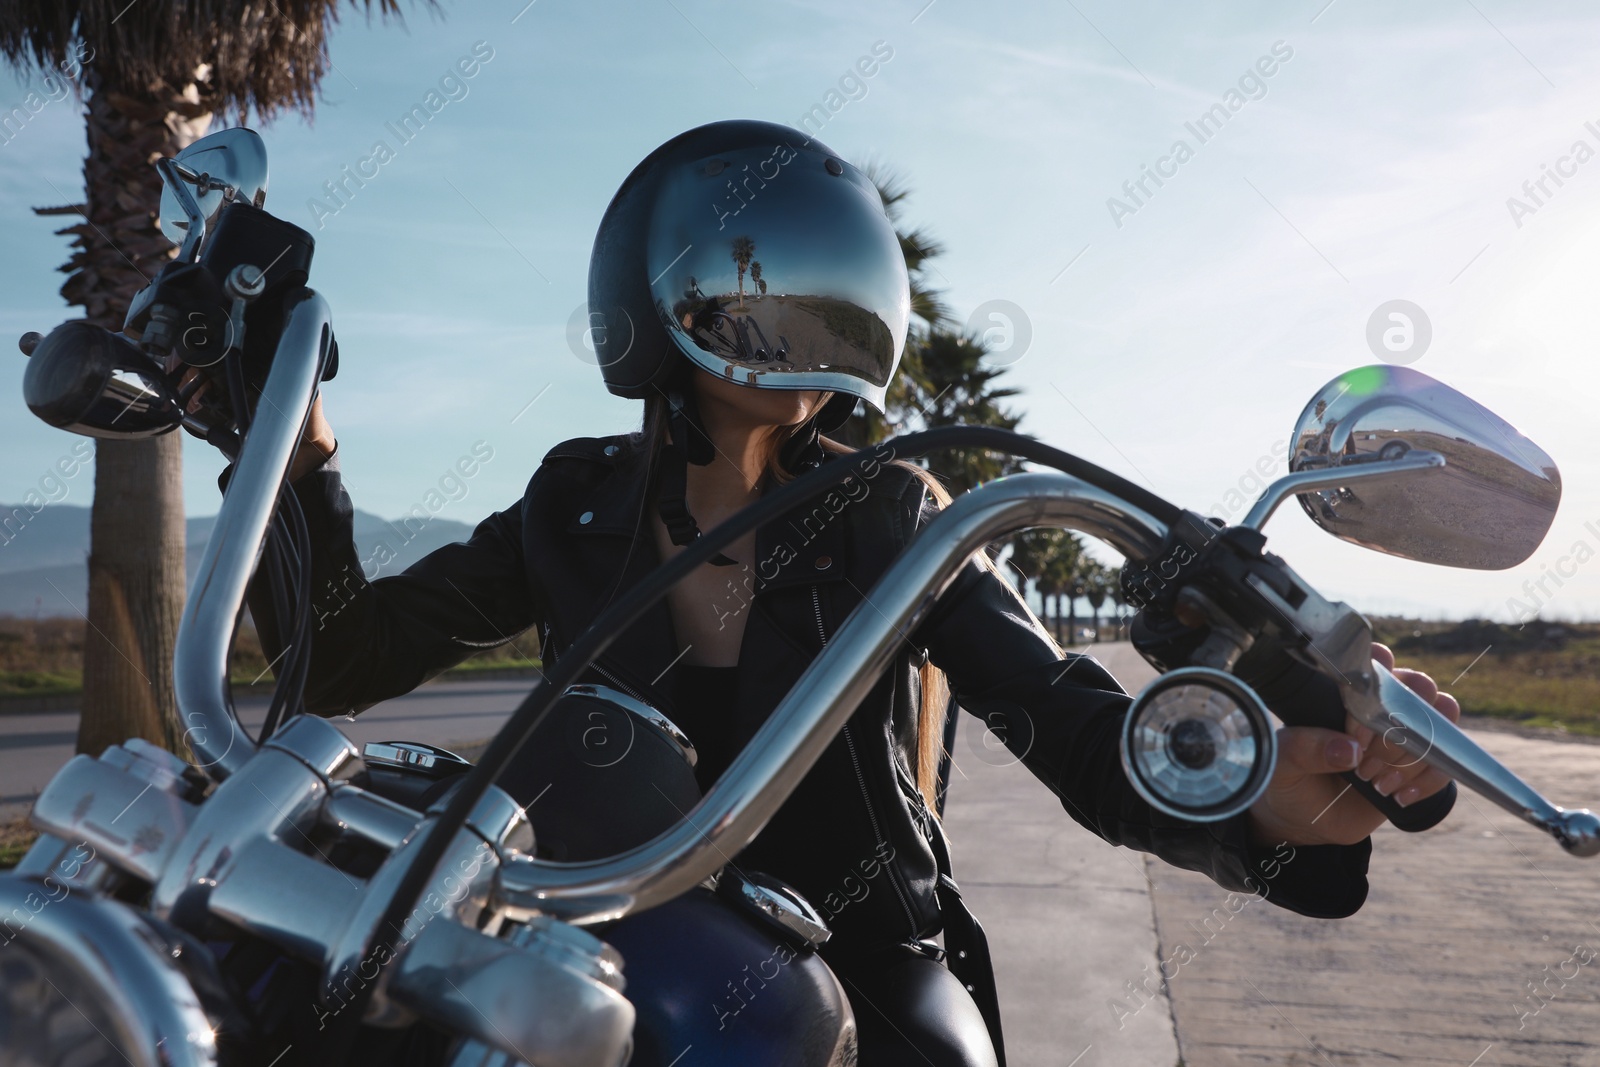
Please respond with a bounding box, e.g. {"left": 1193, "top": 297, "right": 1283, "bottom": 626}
{"left": 4, "top": 0, "right": 1600, "bottom": 620}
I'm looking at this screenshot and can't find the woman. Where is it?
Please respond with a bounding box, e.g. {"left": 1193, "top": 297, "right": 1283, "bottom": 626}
{"left": 258, "top": 120, "right": 1459, "bottom": 1066}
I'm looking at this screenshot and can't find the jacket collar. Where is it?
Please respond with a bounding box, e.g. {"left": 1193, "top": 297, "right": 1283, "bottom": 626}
{"left": 565, "top": 433, "right": 850, "bottom": 592}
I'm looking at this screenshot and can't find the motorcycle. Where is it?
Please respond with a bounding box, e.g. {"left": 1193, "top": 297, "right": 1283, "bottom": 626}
{"left": 4, "top": 127, "right": 1595, "bottom": 1067}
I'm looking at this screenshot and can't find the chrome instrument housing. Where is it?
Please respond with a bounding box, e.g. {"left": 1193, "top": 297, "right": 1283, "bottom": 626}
{"left": 0, "top": 880, "right": 221, "bottom": 1067}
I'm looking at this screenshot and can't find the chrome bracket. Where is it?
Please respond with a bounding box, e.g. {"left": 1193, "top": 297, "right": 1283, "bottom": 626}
{"left": 1239, "top": 449, "right": 1446, "bottom": 530}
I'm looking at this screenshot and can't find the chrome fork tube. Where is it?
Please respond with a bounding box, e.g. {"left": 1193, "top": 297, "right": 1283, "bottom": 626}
{"left": 174, "top": 289, "right": 332, "bottom": 779}
{"left": 496, "top": 472, "right": 1170, "bottom": 924}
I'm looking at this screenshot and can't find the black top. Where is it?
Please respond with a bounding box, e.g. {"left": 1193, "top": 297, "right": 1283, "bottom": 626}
{"left": 671, "top": 663, "right": 740, "bottom": 791}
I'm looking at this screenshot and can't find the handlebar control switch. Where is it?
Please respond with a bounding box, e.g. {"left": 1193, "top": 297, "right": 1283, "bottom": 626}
{"left": 29, "top": 737, "right": 207, "bottom": 888}
{"left": 1120, "top": 667, "right": 1277, "bottom": 823}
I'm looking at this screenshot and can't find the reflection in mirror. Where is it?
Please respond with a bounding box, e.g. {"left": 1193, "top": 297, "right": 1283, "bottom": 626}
{"left": 1290, "top": 364, "right": 1560, "bottom": 570}
{"left": 158, "top": 127, "right": 270, "bottom": 248}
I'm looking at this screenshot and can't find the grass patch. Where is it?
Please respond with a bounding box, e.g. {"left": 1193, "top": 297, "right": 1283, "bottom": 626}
{"left": 441, "top": 658, "right": 541, "bottom": 676}
{"left": 0, "top": 613, "right": 540, "bottom": 702}
{"left": 0, "top": 670, "right": 81, "bottom": 697}
{"left": 0, "top": 813, "right": 38, "bottom": 871}
{"left": 1372, "top": 617, "right": 1600, "bottom": 736}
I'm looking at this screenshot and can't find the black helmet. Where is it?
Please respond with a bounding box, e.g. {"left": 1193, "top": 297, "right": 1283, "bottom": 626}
{"left": 588, "top": 119, "right": 910, "bottom": 432}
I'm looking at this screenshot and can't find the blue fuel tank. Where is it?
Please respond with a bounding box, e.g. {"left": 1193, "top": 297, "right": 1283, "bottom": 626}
{"left": 600, "top": 887, "right": 856, "bottom": 1066}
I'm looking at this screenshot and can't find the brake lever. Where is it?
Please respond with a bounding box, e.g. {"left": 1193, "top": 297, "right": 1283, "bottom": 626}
{"left": 1133, "top": 590, "right": 1455, "bottom": 832}
{"left": 1244, "top": 566, "right": 1600, "bottom": 856}
{"left": 1240, "top": 642, "right": 1456, "bottom": 832}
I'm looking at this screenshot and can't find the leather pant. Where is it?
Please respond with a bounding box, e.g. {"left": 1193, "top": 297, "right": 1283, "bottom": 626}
{"left": 829, "top": 944, "right": 999, "bottom": 1067}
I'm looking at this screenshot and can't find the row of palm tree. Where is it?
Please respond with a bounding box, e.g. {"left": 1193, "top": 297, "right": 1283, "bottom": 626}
{"left": 835, "top": 170, "right": 1023, "bottom": 493}
{"left": 1007, "top": 529, "right": 1127, "bottom": 644}
{"left": 842, "top": 172, "right": 1132, "bottom": 645}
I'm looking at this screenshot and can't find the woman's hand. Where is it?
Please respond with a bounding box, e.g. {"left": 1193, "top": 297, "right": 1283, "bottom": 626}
{"left": 177, "top": 365, "right": 336, "bottom": 481}
{"left": 288, "top": 393, "right": 337, "bottom": 481}
{"left": 1246, "top": 642, "right": 1461, "bottom": 848}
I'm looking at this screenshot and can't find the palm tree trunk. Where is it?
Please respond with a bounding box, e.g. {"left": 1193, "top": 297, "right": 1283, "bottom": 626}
{"left": 64, "top": 75, "right": 209, "bottom": 756}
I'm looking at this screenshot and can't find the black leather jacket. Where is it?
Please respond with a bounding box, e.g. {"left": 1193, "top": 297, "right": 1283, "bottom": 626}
{"left": 264, "top": 431, "right": 1371, "bottom": 953}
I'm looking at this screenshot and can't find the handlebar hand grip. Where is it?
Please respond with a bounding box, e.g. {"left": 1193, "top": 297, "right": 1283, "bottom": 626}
{"left": 1234, "top": 640, "right": 1456, "bottom": 833}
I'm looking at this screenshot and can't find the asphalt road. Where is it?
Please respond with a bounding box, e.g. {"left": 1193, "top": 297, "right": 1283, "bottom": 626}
{"left": 0, "top": 678, "right": 538, "bottom": 818}
{"left": 3, "top": 654, "right": 1164, "bottom": 1062}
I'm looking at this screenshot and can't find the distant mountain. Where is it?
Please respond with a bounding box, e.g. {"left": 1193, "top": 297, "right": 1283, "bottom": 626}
{"left": 0, "top": 502, "right": 479, "bottom": 616}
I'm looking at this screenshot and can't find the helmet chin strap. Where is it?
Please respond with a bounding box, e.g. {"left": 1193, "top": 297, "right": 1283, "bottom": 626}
{"left": 657, "top": 385, "right": 740, "bottom": 565}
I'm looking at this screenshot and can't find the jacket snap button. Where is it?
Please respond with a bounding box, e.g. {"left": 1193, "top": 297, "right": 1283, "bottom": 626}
{"left": 604, "top": 444, "right": 619, "bottom": 457}
{"left": 579, "top": 511, "right": 594, "bottom": 525}
{"left": 814, "top": 555, "right": 832, "bottom": 569}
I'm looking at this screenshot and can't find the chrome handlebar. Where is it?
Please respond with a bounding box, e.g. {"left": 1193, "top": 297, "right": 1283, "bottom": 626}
{"left": 174, "top": 288, "right": 331, "bottom": 779}
{"left": 1241, "top": 548, "right": 1600, "bottom": 856}
{"left": 144, "top": 287, "right": 1600, "bottom": 908}
{"left": 496, "top": 473, "right": 1172, "bottom": 923}
{"left": 14, "top": 283, "right": 1600, "bottom": 1064}
{"left": 1365, "top": 663, "right": 1599, "bottom": 854}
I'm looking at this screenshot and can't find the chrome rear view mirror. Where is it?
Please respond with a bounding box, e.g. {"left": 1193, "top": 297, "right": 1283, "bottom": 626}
{"left": 158, "top": 127, "right": 270, "bottom": 259}
{"left": 1289, "top": 364, "right": 1560, "bottom": 570}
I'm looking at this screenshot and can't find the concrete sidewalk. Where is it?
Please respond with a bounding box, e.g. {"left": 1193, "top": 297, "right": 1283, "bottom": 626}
{"left": 943, "top": 642, "right": 1600, "bottom": 1067}
{"left": 1145, "top": 723, "right": 1600, "bottom": 1067}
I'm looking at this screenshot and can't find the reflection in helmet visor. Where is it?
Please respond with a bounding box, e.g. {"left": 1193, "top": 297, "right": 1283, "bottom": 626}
{"left": 647, "top": 144, "right": 910, "bottom": 413}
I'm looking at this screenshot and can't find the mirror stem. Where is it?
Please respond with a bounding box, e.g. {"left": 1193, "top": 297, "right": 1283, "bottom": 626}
{"left": 1240, "top": 450, "right": 1446, "bottom": 530}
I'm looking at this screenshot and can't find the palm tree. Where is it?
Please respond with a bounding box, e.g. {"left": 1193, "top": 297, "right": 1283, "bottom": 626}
{"left": 1039, "top": 535, "right": 1084, "bottom": 644}
{"left": 731, "top": 235, "right": 754, "bottom": 308}
{"left": 1033, "top": 562, "right": 1060, "bottom": 641}
{"left": 835, "top": 172, "right": 1025, "bottom": 500}
{"left": 1083, "top": 562, "right": 1110, "bottom": 643}
{"left": 872, "top": 168, "right": 953, "bottom": 329}
{"left": 898, "top": 330, "right": 1022, "bottom": 493}
{"left": 749, "top": 260, "right": 764, "bottom": 298}
{"left": 1054, "top": 549, "right": 1092, "bottom": 647}
{"left": 834, "top": 171, "right": 954, "bottom": 449}
{"left": 1105, "top": 563, "right": 1128, "bottom": 640}
{"left": 1, "top": 0, "right": 428, "bottom": 758}
{"left": 1006, "top": 528, "right": 1055, "bottom": 601}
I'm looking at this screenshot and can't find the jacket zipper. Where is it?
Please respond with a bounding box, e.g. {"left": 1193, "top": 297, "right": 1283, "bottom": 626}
{"left": 550, "top": 625, "right": 653, "bottom": 707}
{"left": 590, "top": 659, "right": 649, "bottom": 705}
{"left": 812, "top": 585, "right": 919, "bottom": 933}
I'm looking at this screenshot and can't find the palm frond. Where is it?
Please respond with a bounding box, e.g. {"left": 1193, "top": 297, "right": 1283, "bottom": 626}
{"left": 863, "top": 160, "right": 910, "bottom": 218}
{"left": 897, "top": 225, "right": 945, "bottom": 271}
{"left": 0, "top": 0, "right": 432, "bottom": 122}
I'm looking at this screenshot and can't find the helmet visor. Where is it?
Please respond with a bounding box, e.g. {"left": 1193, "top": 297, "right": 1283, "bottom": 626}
{"left": 646, "top": 144, "right": 910, "bottom": 412}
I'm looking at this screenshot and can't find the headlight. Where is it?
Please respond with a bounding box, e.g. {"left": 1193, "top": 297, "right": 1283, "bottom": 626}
{"left": 22, "top": 321, "right": 184, "bottom": 439}
{"left": 0, "top": 875, "right": 220, "bottom": 1066}
{"left": 1119, "top": 667, "right": 1277, "bottom": 822}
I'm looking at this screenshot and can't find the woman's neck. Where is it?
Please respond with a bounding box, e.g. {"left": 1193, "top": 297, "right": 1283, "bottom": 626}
{"left": 682, "top": 400, "right": 769, "bottom": 528}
